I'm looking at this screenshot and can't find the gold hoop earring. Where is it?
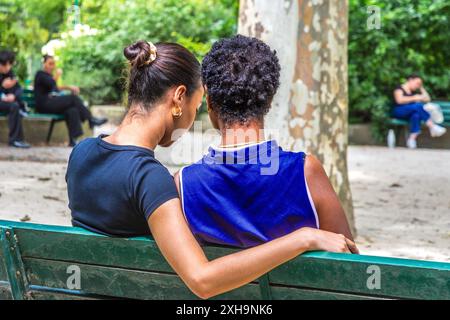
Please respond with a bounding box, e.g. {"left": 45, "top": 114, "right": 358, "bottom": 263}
{"left": 172, "top": 106, "right": 183, "bottom": 118}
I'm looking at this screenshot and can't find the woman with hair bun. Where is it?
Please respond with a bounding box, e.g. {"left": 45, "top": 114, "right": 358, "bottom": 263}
{"left": 66, "top": 39, "right": 357, "bottom": 299}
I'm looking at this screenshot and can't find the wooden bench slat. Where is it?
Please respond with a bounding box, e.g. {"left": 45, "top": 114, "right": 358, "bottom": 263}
{"left": 25, "top": 257, "right": 262, "bottom": 300}
{"left": 26, "top": 114, "right": 65, "bottom": 120}
{"left": 14, "top": 228, "right": 177, "bottom": 273}
{"left": 268, "top": 251, "right": 450, "bottom": 300}
{"left": 269, "top": 285, "right": 384, "bottom": 300}
{"left": 28, "top": 287, "right": 103, "bottom": 300}
{"left": 433, "top": 101, "right": 450, "bottom": 108}
{"left": 0, "top": 282, "right": 13, "bottom": 300}
{"left": 0, "top": 112, "right": 64, "bottom": 120}
{"left": 7, "top": 221, "right": 239, "bottom": 275}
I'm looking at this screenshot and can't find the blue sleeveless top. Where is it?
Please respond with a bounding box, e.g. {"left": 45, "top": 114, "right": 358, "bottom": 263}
{"left": 180, "top": 140, "right": 319, "bottom": 248}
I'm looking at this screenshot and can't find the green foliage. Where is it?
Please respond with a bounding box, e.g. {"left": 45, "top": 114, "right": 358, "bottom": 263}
{"left": 58, "top": 0, "right": 238, "bottom": 105}
{"left": 349, "top": 0, "right": 450, "bottom": 140}
{"left": 0, "top": 0, "right": 69, "bottom": 80}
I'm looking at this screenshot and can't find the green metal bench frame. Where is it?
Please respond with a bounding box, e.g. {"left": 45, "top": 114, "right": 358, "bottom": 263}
{"left": 1, "top": 219, "right": 449, "bottom": 300}
{"left": 0, "top": 89, "right": 65, "bottom": 143}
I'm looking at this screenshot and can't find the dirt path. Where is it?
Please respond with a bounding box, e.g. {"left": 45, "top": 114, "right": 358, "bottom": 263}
{"left": 0, "top": 145, "right": 449, "bottom": 262}
{"left": 0, "top": 160, "right": 69, "bottom": 225}
{"left": 349, "top": 146, "right": 450, "bottom": 262}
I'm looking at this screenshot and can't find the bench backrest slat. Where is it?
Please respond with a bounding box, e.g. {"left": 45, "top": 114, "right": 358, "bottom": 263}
{"left": 21, "top": 89, "right": 36, "bottom": 111}
{"left": 25, "top": 257, "right": 262, "bottom": 300}
{"left": 269, "top": 252, "right": 450, "bottom": 299}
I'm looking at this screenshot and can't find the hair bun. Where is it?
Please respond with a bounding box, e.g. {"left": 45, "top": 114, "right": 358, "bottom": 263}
{"left": 124, "top": 40, "right": 157, "bottom": 68}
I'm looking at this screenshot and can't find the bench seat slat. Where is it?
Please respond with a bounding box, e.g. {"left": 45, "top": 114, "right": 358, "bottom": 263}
{"left": 26, "top": 114, "right": 65, "bottom": 120}
{"left": 0, "top": 112, "right": 65, "bottom": 120}
{"left": 388, "top": 120, "right": 450, "bottom": 127}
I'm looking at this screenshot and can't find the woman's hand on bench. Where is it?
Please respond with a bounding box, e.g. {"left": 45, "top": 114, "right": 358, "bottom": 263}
{"left": 300, "top": 227, "right": 359, "bottom": 254}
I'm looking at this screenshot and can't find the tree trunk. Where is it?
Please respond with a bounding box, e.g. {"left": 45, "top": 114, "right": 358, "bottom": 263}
{"left": 239, "top": 0, "right": 356, "bottom": 235}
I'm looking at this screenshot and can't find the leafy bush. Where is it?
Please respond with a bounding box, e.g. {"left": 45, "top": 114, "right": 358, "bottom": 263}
{"left": 349, "top": 0, "right": 450, "bottom": 140}
{"left": 57, "top": 0, "right": 238, "bottom": 105}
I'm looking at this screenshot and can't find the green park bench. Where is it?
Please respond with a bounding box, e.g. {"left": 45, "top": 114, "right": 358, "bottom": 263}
{"left": 1, "top": 219, "right": 449, "bottom": 300}
{"left": 387, "top": 101, "right": 450, "bottom": 142}
{"left": 0, "top": 89, "right": 65, "bottom": 143}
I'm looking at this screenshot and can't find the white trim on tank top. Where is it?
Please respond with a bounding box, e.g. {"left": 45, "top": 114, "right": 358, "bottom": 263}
{"left": 303, "top": 153, "right": 320, "bottom": 228}
{"left": 209, "top": 140, "right": 271, "bottom": 152}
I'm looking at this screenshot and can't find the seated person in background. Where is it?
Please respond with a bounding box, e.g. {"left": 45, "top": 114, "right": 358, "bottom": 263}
{"left": 34, "top": 55, "right": 107, "bottom": 147}
{"left": 0, "top": 51, "right": 30, "bottom": 148}
{"left": 393, "top": 74, "right": 446, "bottom": 149}
{"left": 175, "top": 35, "right": 357, "bottom": 249}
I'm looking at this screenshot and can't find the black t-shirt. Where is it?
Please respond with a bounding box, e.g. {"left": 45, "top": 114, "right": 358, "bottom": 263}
{"left": 34, "top": 70, "right": 58, "bottom": 107}
{"left": 66, "top": 135, "right": 180, "bottom": 237}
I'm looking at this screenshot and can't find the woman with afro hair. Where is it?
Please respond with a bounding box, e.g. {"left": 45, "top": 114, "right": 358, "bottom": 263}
{"left": 176, "top": 35, "right": 357, "bottom": 250}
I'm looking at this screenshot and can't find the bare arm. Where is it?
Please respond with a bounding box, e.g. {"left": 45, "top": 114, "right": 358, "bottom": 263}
{"left": 148, "top": 198, "right": 355, "bottom": 299}
{"left": 305, "top": 155, "right": 355, "bottom": 241}
{"left": 393, "top": 89, "right": 423, "bottom": 104}
{"left": 52, "top": 68, "right": 79, "bottom": 94}
{"left": 144, "top": 171, "right": 357, "bottom": 299}
{"left": 58, "top": 85, "right": 80, "bottom": 95}
{"left": 53, "top": 68, "right": 62, "bottom": 82}
{"left": 420, "top": 86, "right": 431, "bottom": 103}
{"left": 1, "top": 78, "right": 17, "bottom": 90}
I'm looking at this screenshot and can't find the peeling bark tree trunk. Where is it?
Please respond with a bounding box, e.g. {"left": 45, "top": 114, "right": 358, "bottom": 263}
{"left": 239, "top": 0, "right": 356, "bottom": 235}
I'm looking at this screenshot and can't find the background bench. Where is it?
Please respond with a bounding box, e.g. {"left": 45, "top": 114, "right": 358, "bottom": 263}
{"left": 1, "top": 219, "right": 449, "bottom": 300}
{"left": 387, "top": 101, "right": 450, "bottom": 144}
{"left": 0, "top": 89, "right": 65, "bottom": 143}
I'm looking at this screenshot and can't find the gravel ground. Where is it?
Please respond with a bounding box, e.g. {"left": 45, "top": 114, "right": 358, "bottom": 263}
{"left": 0, "top": 143, "right": 448, "bottom": 262}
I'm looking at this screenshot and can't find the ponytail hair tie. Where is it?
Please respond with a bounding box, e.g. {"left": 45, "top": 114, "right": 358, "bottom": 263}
{"left": 142, "top": 42, "right": 158, "bottom": 66}
{"left": 124, "top": 40, "right": 158, "bottom": 68}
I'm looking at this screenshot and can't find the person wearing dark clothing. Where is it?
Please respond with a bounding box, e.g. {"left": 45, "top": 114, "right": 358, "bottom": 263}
{"left": 392, "top": 74, "right": 446, "bottom": 149}
{"left": 34, "top": 55, "right": 107, "bottom": 147}
{"left": 0, "top": 51, "right": 27, "bottom": 114}
{"left": 0, "top": 69, "right": 26, "bottom": 113}
{"left": 0, "top": 50, "right": 30, "bottom": 148}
